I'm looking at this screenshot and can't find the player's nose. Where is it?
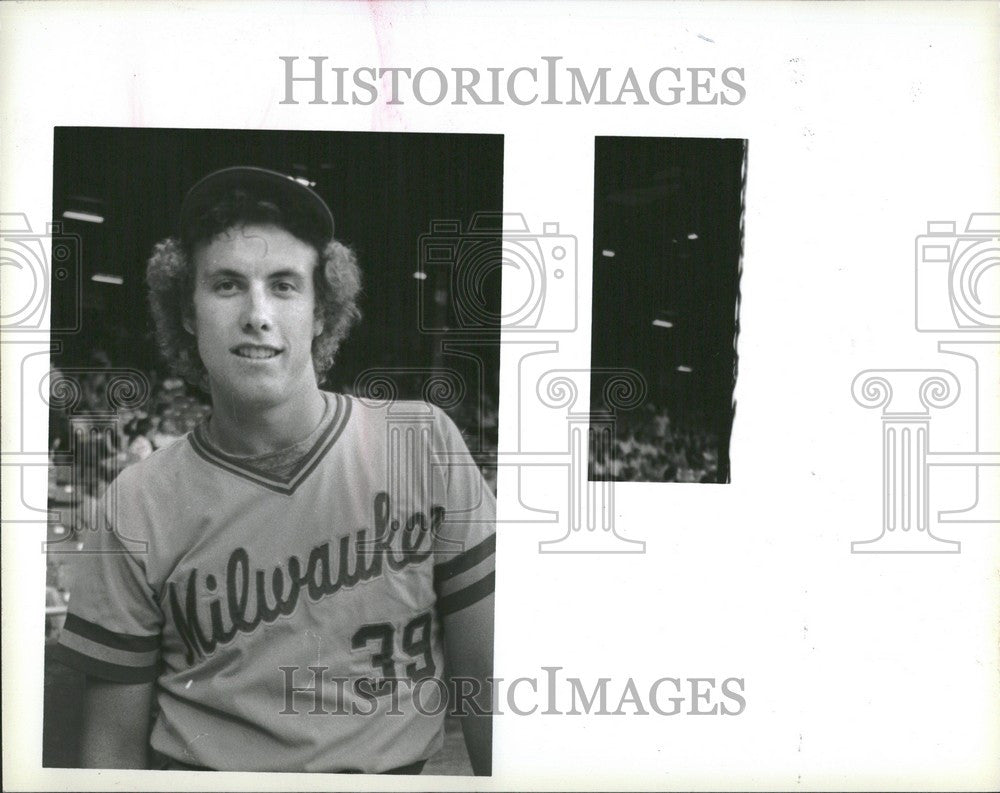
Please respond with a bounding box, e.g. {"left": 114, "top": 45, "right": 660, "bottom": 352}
{"left": 239, "top": 283, "right": 273, "bottom": 332}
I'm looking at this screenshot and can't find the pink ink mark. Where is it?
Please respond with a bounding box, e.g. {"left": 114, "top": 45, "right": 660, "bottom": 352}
{"left": 128, "top": 74, "right": 144, "bottom": 127}
{"left": 367, "top": 0, "right": 409, "bottom": 131}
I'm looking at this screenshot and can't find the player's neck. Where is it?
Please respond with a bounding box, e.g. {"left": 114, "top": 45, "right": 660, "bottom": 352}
{"left": 206, "top": 387, "right": 327, "bottom": 456}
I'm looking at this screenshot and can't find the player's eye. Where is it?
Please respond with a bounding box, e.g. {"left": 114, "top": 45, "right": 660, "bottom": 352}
{"left": 273, "top": 280, "right": 298, "bottom": 294}
{"left": 213, "top": 279, "right": 238, "bottom": 294}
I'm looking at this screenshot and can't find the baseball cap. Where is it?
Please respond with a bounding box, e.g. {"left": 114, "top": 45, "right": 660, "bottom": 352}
{"left": 179, "top": 166, "right": 335, "bottom": 243}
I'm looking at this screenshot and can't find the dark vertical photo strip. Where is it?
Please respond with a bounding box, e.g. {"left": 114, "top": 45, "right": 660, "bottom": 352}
{"left": 588, "top": 136, "right": 746, "bottom": 484}
{"left": 43, "top": 127, "right": 502, "bottom": 775}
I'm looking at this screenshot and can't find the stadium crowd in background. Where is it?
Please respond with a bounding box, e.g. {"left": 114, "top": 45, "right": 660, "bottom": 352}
{"left": 589, "top": 401, "right": 720, "bottom": 483}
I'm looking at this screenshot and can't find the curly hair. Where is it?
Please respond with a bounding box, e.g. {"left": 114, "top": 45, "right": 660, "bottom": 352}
{"left": 146, "top": 192, "right": 361, "bottom": 390}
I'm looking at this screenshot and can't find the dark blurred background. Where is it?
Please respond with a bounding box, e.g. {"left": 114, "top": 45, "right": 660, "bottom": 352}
{"left": 51, "top": 127, "right": 504, "bottom": 395}
{"left": 590, "top": 136, "right": 745, "bottom": 483}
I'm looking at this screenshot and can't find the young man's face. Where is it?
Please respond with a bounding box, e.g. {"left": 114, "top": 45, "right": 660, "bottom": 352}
{"left": 187, "top": 224, "right": 323, "bottom": 410}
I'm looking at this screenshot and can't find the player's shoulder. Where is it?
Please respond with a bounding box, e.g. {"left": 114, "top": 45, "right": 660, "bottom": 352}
{"left": 110, "top": 431, "right": 198, "bottom": 497}
{"left": 341, "top": 393, "right": 449, "bottom": 424}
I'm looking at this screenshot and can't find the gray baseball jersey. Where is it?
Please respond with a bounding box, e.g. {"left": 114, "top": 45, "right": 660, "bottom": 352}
{"left": 57, "top": 392, "right": 496, "bottom": 772}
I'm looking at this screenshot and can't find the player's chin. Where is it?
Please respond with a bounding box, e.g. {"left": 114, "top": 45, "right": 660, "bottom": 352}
{"left": 214, "top": 373, "right": 288, "bottom": 408}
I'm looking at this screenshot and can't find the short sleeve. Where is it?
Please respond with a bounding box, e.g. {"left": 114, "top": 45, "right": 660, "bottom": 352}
{"left": 430, "top": 406, "right": 496, "bottom": 618}
{"left": 55, "top": 490, "right": 163, "bottom": 683}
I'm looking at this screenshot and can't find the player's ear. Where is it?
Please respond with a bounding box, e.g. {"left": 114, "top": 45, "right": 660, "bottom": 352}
{"left": 313, "top": 317, "right": 323, "bottom": 338}
{"left": 182, "top": 311, "right": 196, "bottom": 335}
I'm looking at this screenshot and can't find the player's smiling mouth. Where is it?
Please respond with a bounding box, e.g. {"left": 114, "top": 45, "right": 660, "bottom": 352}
{"left": 231, "top": 344, "right": 282, "bottom": 360}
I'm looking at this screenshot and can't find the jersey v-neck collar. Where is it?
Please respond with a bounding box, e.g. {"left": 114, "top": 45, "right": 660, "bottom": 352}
{"left": 188, "top": 392, "right": 353, "bottom": 495}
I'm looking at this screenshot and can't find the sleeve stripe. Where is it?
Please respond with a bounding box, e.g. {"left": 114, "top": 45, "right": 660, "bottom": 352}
{"left": 437, "top": 571, "right": 495, "bottom": 617}
{"left": 53, "top": 644, "right": 159, "bottom": 684}
{"left": 60, "top": 629, "right": 159, "bottom": 668}
{"left": 64, "top": 613, "right": 160, "bottom": 652}
{"left": 433, "top": 534, "right": 496, "bottom": 582}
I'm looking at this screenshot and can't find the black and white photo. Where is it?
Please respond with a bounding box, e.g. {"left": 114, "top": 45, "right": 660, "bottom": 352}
{"left": 43, "top": 127, "right": 503, "bottom": 775}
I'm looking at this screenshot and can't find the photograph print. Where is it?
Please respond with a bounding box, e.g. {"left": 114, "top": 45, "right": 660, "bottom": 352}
{"left": 43, "top": 127, "right": 503, "bottom": 775}
{"left": 589, "top": 136, "right": 746, "bottom": 484}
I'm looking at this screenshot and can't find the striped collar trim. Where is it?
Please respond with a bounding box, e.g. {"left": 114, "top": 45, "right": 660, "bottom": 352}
{"left": 188, "top": 393, "right": 352, "bottom": 495}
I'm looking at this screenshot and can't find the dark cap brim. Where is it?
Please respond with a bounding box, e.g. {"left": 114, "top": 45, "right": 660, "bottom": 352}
{"left": 179, "top": 166, "right": 334, "bottom": 242}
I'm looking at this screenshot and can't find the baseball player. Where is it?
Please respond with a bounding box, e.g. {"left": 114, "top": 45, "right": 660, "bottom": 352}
{"left": 55, "top": 167, "right": 496, "bottom": 774}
